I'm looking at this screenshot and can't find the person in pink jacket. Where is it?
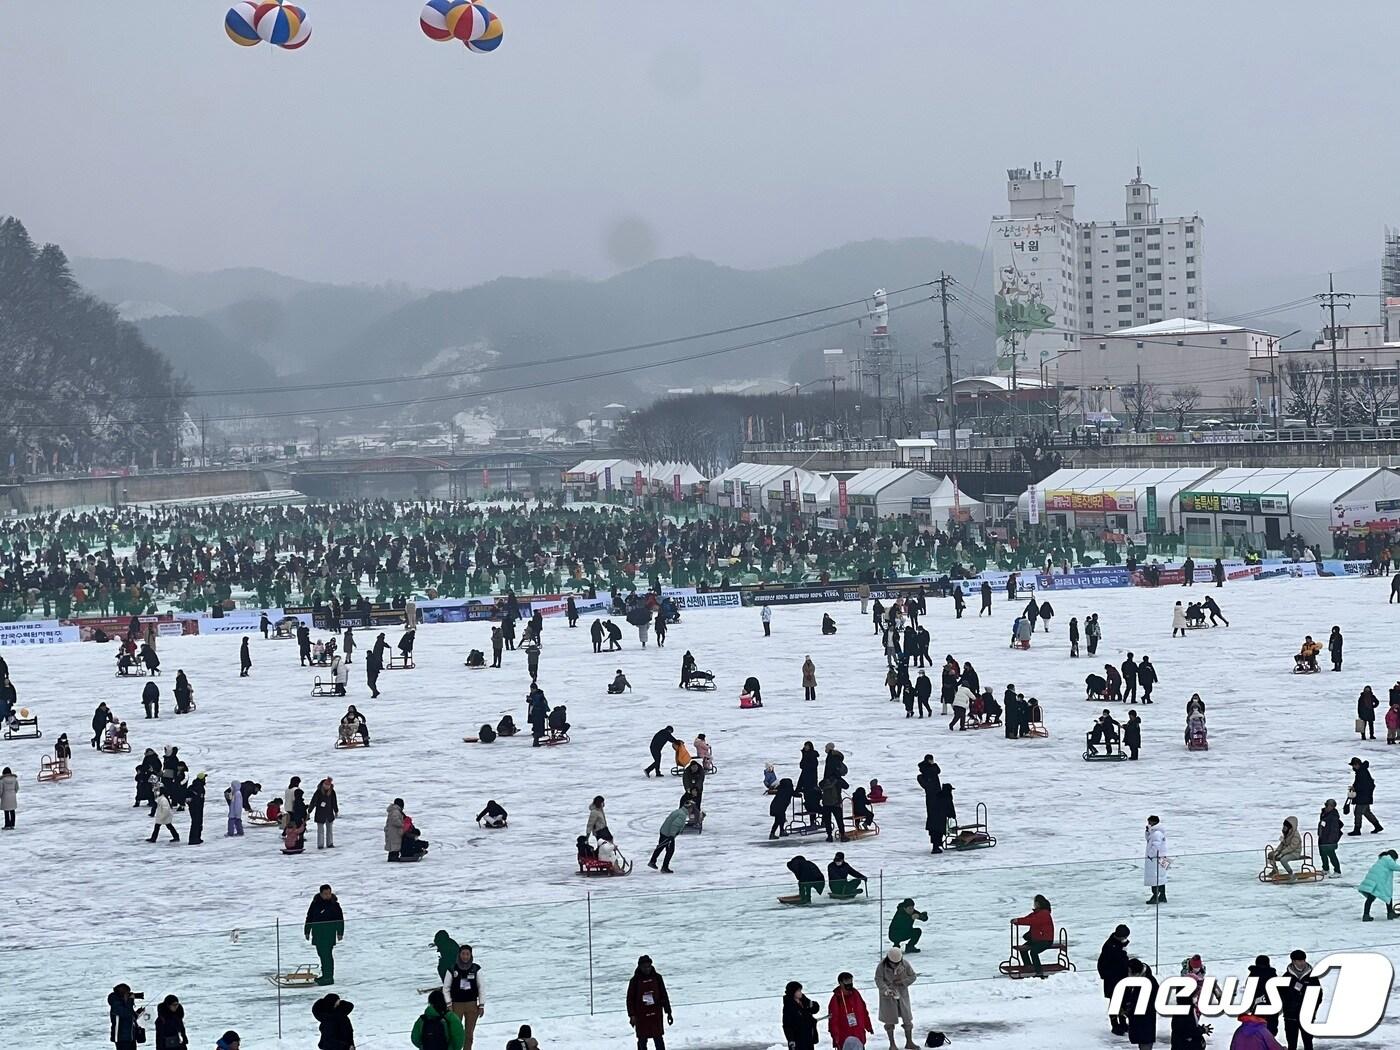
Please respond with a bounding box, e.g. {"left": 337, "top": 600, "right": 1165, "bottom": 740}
{"left": 1229, "top": 1014, "right": 1284, "bottom": 1050}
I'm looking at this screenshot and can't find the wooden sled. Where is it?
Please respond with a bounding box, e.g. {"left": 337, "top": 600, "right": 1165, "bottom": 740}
{"left": 266, "top": 964, "right": 320, "bottom": 989}
{"left": 37, "top": 755, "right": 72, "bottom": 783}
{"left": 246, "top": 810, "right": 279, "bottom": 828}
{"left": 542, "top": 729, "right": 570, "bottom": 746}
{"left": 1258, "top": 835, "right": 1326, "bottom": 884}
{"left": 998, "top": 923, "right": 1074, "bottom": 979}
{"left": 99, "top": 738, "right": 132, "bottom": 754}
{"left": 334, "top": 735, "right": 369, "bottom": 750}
{"left": 1026, "top": 721, "right": 1050, "bottom": 738}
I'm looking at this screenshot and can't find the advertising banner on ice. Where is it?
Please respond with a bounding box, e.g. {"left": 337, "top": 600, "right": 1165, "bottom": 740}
{"left": 741, "top": 584, "right": 852, "bottom": 606}
{"left": 0, "top": 620, "right": 79, "bottom": 645}
{"left": 66, "top": 614, "right": 197, "bottom": 643}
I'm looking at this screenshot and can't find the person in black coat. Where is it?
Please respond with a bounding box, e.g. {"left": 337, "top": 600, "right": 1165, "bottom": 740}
{"left": 743, "top": 676, "right": 763, "bottom": 705}
{"left": 644, "top": 725, "right": 678, "bottom": 778}
{"left": 566, "top": 595, "right": 579, "bottom": 628}
{"left": 297, "top": 623, "right": 312, "bottom": 666}
{"left": 1278, "top": 950, "right": 1320, "bottom": 1050}
{"left": 590, "top": 618, "right": 604, "bottom": 653}
{"left": 917, "top": 755, "right": 942, "bottom": 852}
{"left": 173, "top": 671, "right": 194, "bottom": 714}
{"left": 186, "top": 774, "right": 206, "bottom": 846}
{"left": 796, "top": 742, "right": 819, "bottom": 796}
{"left": 364, "top": 646, "right": 382, "bottom": 700}
{"left": 311, "top": 993, "right": 355, "bottom": 1050}
{"left": 1246, "top": 955, "right": 1280, "bottom": 1035}
{"left": 154, "top": 994, "right": 187, "bottom": 1050}
{"left": 1124, "top": 711, "right": 1142, "bottom": 760}
{"left": 239, "top": 637, "right": 252, "bottom": 677}
{"left": 1123, "top": 958, "right": 1158, "bottom": 1048}
{"left": 768, "top": 777, "right": 795, "bottom": 838}
{"left": 782, "top": 981, "right": 820, "bottom": 1050}
{"left": 140, "top": 642, "right": 161, "bottom": 675}
{"left": 1138, "top": 656, "right": 1158, "bottom": 704}
{"left": 1348, "top": 757, "right": 1383, "bottom": 834}
{"left": 1096, "top": 925, "right": 1131, "bottom": 1034}
{"left": 957, "top": 662, "right": 979, "bottom": 696}
{"left": 1328, "top": 626, "right": 1344, "bottom": 672}
{"left": 142, "top": 680, "right": 160, "bottom": 719}
{"left": 980, "top": 580, "right": 993, "bottom": 616}
{"left": 785, "top": 855, "right": 825, "bottom": 903}
{"left": 931, "top": 783, "right": 956, "bottom": 850}
{"left": 914, "top": 671, "right": 933, "bottom": 718}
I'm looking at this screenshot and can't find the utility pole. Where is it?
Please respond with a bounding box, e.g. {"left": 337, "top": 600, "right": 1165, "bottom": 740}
{"left": 936, "top": 273, "right": 957, "bottom": 472}
{"left": 1320, "top": 273, "right": 1354, "bottom": 429}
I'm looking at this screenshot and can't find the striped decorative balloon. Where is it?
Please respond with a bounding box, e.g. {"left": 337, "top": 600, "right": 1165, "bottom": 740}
{"left": 420, "top": 0, "right": 465, "bottom": 42}
{"left": 254, "top": 2, "right": 307, "bottom": 47}
{"left": 225, "top": 3, "right": 261, "bottom": 47}
{"left": 448, "top": 2, "right": 491, "bottom": 43}
{"left": 465, "top": 7, "right": 502, "bottom": 53}
{"left": 280, "top": 18, "right": 312, "bottom": 50}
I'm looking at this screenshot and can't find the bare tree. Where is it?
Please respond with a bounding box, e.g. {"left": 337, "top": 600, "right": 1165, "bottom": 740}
{"left": 1223, "top": 385, "right": 1253, "bottom": 423}
{"left": 1348, "top": 371, "right": 1398, "bottom": 426}
{"left": 1121, "top": 382, "right": 1159, "bottom": 432}
{"left": 1165, "top": 385, "right": 1203, "bottom": 431}
{"left": 1283, "top": 362, "right": 1328, "bottom": 427}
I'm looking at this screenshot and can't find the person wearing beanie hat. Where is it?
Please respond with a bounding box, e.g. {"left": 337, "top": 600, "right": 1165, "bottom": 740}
{"left": 216, "top": 1032, "right": 241, "bottom": 1050}
{"left": 626, "top": 954, "right": 672, "bottom": 1048}
{"left": 1097, "top": 924, "right": 1132, "bottom": 1034}
{"left": 1347, "top": 758, "right": 1383, "bottom": 835}
{"left": 875, "top": 946, "right": 918, "bottom": 1049}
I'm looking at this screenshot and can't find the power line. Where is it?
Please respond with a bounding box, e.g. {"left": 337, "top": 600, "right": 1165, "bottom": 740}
{"left": 5, "top": 297, "right": 935, "bottom": 429}
{"left": 7, "top": 282, "right": 939, "bottom": 403}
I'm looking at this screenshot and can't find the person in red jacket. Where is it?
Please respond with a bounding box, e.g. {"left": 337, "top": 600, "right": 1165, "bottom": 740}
{"left": 827, "top": 971, "right": 874, "bottom": 1047}
{"left": 1012, "top": 894, "right": 1056, "bottom": 978}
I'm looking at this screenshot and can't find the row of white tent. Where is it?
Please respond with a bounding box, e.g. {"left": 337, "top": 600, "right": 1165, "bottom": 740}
{"left": 564, "top": 458, "right": 983, "bottom": 521}
{"left": 1018, "top": 466, "right": 1400, "bottom": 548}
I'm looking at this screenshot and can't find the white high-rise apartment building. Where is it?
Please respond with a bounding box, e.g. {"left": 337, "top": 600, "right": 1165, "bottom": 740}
{"left": 1076, "top": 170, "right": 1206, "bottom": 334}
{"left": 989, "top": 165, "right": 1207, "bottom": 378}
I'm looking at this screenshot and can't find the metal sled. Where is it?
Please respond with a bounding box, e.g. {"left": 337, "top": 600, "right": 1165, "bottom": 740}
{"left": 998, "top": 923, "right": 1074, "bottom": 979}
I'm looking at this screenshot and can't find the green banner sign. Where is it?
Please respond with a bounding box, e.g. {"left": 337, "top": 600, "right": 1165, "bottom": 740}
{"left": 1179, "top": 491, "right": 1290, "bottom": 516}
{"left": 1145, "top": 486, "right": 1158, "bottom": 532}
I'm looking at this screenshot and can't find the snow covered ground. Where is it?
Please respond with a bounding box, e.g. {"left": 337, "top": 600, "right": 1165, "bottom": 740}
{"left": 6, "top": 574, "right": 1400, "bottom": 1048}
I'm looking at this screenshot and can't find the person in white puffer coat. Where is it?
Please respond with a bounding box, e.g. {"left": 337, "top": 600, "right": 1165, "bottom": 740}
{"left": 1171, "top": 602, "right": 1188, "bottom": 637}
{"left": 149, "top": 791, "right": 180, "bottom": 843}
{"left": 1145, "top": 816, "right": 1168, "bottom": 904}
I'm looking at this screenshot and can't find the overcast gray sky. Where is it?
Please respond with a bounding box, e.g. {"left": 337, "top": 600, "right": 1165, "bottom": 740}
{"left": 2, "top": 1, "right": 1396, "bottom": 290}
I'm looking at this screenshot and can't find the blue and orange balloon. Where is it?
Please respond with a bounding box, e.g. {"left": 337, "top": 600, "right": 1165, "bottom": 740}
{"left": 225, "top": 2, "right": 261, "bottom": 46}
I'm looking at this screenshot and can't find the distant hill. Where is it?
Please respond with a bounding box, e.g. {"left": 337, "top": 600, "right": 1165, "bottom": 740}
{"left": 337, "top": 238, "right": 995, "bottom": 419}
{"left": 68, "top": 238, "right": 997, "bottom": 429}
{"left": 0, "top": 218, "right": 185, "bottom": 468}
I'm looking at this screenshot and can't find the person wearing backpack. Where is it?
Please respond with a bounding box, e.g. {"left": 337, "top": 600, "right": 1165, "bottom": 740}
{"left": 411, "top": 989, "right": 465, "bottom": 1050}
